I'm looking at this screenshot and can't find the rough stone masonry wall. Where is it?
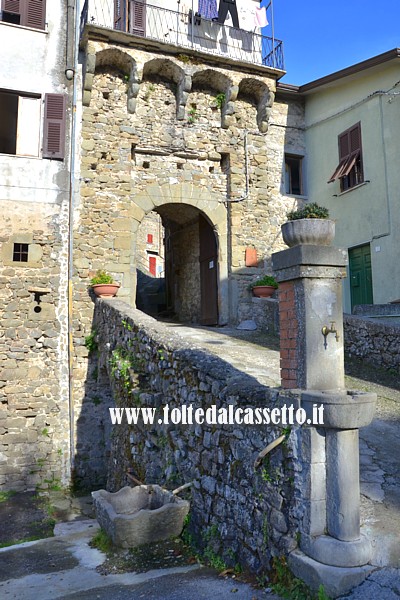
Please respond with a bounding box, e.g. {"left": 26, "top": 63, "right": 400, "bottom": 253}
{"left": 344, "top": 314, "right": 400, "bottom": 372}
{"left": 93, "top": 299, "right": 315, "bottom": 574}
{"left": 0, "top": 202, "right": 70, "bottom": 492}
{"left": 73, "top": 42, "right": 306, "bottom": 484}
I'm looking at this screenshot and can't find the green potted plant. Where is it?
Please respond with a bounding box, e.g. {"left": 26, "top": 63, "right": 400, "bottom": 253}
{"left": 282, "top": 202, "right": 335, "bottom": 247}
{"left": 248, "top": 275, "right": 278, "bottom": 298}
{"left": 90, "top": 270, "right": 120, "bottom": 298}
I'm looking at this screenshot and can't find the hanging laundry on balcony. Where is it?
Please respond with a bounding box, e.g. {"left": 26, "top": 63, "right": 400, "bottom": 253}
{"left": 255, "top": 6, "right": 268, "bottom": 27}
{"left": 198, "top": 0, "right": 218, "bottom": 20}
{"left": 238, "top": 3, "right": 269, "bottom": 32}
{"left": 217, "top": 0, "right": 239, "bottom": 29}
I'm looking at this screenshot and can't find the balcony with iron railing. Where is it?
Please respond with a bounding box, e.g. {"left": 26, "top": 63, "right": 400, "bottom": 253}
{"left": 80, "top": 0, "right": 284, "bottom": 72}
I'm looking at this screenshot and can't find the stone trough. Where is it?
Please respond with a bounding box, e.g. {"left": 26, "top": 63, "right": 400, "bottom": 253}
{"left": 92, "top": 485, "right": 190, "bottom": 548}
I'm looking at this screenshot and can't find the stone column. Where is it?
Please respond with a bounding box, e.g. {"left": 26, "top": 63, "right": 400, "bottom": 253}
{"left": 272, "top": 240, "right": 377, "bottom": 598}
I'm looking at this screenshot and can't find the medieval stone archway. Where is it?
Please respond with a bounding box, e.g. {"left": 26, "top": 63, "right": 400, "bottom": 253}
{"left": 132, "top": 182, "right": 228, "bottom": 325}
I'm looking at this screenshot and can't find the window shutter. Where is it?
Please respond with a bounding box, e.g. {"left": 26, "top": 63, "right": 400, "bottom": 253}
{"left": 2, "top": 0, "right": 21, "bottom": 15}
{"left": 43, "top": 93, "right": 66, "bottom": 160}
{"left": 349, "top": 123, "right": 361, "bottom": 153}
{"left": 16, "top": 96, "right": 41, "bottom": 157}
{"left": 22, "top": 0, "right": 46, "bottom": 29}
{"left": 130, "top": 0, "right": 146, "bottom": 36}
{"left": 114, "top": 0, "right": 125, "bottom": 30}
{"left": 338, "top": 132, "right": 350, "bottom": 160}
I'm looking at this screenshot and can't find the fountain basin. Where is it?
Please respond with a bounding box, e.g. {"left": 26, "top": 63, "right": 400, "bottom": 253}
{"left": 92, "top": 485, "right": 190, "bottom": 548}
{"left": 301, "top": 390, "right": 376, "bottom": 429}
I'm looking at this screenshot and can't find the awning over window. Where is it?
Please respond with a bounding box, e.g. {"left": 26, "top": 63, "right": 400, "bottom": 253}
{"left": 327, "top": 150, "right": 359, "bottom": 183}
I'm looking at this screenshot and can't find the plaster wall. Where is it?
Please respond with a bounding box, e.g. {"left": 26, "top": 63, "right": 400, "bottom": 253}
{"left": 305, "top": 61, "right": 400, "bottom": 310}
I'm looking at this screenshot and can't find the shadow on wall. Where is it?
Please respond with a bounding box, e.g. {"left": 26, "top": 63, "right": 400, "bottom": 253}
{"left": 72, "top": 292, "right": 114, "bottom": 492}
{"left": 136, "top": 268, "right": 167, "bottom": 317}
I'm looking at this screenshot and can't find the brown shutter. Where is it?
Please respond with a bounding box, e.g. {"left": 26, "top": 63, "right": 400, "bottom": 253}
{"left": 114, "top": 0, "right": 124, "bottom": 30}
{"left": 349, "top": 123, "right": 361, "bottom": 153}
{"left": 22, "top": 0, "right": 46, "bottom": 29}
{"left": 43, "top": 94, "right": 66, "bottom": 160}
{"left": 130, "top": 0, "right": 146, "bottom": 36}
{"left": 2, "top": 0, "right": 21, "bottom": 15}
{"left": 338, "top": 131, "right": 350, "bottom": 160}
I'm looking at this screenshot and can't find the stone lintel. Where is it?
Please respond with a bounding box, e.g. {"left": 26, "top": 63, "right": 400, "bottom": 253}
{"left": 272, "top": 245, "right": 348, "bottom": 272}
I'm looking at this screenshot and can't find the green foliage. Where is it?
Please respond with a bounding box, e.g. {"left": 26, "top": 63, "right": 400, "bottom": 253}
{"left": 90, "top": 270, "right": 114, "bottom": 285}
{"left": 90, "top": 529, "right": 114, "bottom": 554}
{"left": 248, "top": 275, "right": 278, "bottom": 290}
{"left": 85, "top": 330, "right": 98, "bottom": 353}
{"left": 318, "top": 585, "right": 330, "bottom": 600}
{"left": 188, "top": 105, "right": 197, "bottom": 124}
{"left": 121, "top": 319, "right": 133, "bottom": 331}
{"left": 270, "top": 556, "right": 330, "bottom": 600}
{"left": 109, "top": 347, "right": 145, "bottom": 395}
{"left": 203, "top": 547, "right": 227, "bottom": 572}
{"left": 43, "top": 476, "right": 62, "bottom": 492}
{"left": 0, "top": 490, "right": 15, "bottom": 503}
{"left": 41, "top": 428, "right": 50, "bottom": 437}
{"left": 215, "top": 93, "right": 226, "bottom": 109}
{"left": 287, "top": 202, "right": 329, "bottom": 221}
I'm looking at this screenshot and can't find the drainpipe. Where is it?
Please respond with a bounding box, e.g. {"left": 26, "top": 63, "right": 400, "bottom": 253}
{"left": 66, "top": 0, "right": 80, "bottom": 480}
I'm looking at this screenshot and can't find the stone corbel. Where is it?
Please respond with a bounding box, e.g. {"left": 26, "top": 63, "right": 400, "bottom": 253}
{"left": 257, "top": 90, "right": 274, "bottom": 134}
{"left": 127, "top": 65, "right": 141, "bottom": 115}
{"left": 221, "top": 84, "right": 238, "bottom": 129}
{"left": 176, "top": 74, "right": 192, "bottom": 120}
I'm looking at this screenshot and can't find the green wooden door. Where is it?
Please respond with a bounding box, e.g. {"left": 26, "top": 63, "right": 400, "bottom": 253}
{"left": 349, "top": 244, "right": 373, "bottom": 310}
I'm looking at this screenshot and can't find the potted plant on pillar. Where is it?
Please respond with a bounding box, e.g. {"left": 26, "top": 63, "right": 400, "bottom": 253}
{"left": 248, "top": 275, "right": 278, "bottom": 298}
{"left": 281, "top": 202, "right": 335, "bottom": 247}
{"left": 90, "top": 270, "right": 120, "bottom": 298}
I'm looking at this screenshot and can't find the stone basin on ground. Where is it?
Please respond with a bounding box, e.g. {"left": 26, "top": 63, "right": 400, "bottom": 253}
{"left": 92, "top": 485, "right": 190, "bottom": 548}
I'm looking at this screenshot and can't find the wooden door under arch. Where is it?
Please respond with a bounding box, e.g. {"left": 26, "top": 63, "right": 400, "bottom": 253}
{"left": 199, "top": 215, "right": 218, "bottom": 325}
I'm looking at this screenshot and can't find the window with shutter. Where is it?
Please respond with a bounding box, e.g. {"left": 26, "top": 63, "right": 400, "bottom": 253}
{"left": 1, "top": 0, "right": 46, "bottom": 29}
{"left": 328, "top": 122, "right": 364, "bottom": 191}
{"left": 0, "top": 90, "right": 41, "bottom": 157}
{"left": 129, "top": 0, "right": 146, "bottom": 36}
{"left": 43, "top": 94, "right": 67, "bottom": 160}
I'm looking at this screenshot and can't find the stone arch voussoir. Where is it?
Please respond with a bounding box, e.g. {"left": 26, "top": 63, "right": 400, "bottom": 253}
{"left": 132, "top": 183, "right": 228, "bottom": 322}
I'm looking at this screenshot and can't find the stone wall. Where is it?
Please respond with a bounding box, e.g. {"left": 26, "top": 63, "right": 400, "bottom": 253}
{"left": 0, "top": 0, "right": 73, "bottom": 491}
{"left": 344, "top": 314, "right": 400, "bottom": 371}
{"left": 73, "top": 39, "right": 306, "bottom": 484}
{"left": 92, "top": 299, "right": 313, "bottom": 573}
{"left": 0, "top": 203, "right": 70, "bottom": 492}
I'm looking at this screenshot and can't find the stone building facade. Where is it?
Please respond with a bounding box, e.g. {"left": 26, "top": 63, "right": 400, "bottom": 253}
{"left": 0, "top": 1, "right": 76, "bottom": 490}
{"left": 70, "top": 6, "right": 306, "bottom": 485}
{"left": 0, "top": 1, "right": 307, "bottom": 491}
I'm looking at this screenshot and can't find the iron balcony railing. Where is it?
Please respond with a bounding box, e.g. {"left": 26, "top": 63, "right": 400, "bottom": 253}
{"left": 80, "top": 0, "right": 284, "bottom": 71}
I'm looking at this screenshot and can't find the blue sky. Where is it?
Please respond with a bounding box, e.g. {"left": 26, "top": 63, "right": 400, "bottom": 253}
{"left": 267, "top": 0, "right": 400, "bottom": 85}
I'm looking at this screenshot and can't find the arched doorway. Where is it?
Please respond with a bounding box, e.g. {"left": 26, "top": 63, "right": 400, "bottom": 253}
{"left": 136, "top": 205, "right": 219, "bottom": 325}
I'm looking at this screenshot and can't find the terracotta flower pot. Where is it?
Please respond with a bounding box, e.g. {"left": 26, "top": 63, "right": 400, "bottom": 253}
{"left": 92, "top": 283, "right": 120, "bottom": 298}
{"left": 252, "top": 285, "right": 276, "bottom": 298}
{"left": 281, "top": 219, "right": 335, "bottom": 247}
